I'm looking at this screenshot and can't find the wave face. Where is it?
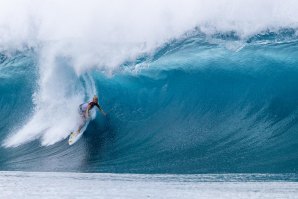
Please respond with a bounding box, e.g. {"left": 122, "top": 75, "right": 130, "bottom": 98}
{"left": 1, "top": 30, "right": 298, "bottom": 173}
{"left": 1, "top": 1, "right": 298, "bottom": 173}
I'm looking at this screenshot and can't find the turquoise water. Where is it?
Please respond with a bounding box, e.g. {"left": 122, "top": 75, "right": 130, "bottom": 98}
{"left": 1, "top": 31, "right": 298, "bottom": 174}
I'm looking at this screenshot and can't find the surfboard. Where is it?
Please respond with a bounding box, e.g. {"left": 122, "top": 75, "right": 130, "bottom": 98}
{"left": 68, "top": 120, "right": 90, "bottom": 145}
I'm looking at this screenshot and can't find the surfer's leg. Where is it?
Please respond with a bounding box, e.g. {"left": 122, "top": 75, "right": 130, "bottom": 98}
{"left": 75, "top": 114, "right": 85, "bottom": 133}
{"left": 77, "top": 125, "right": 83, "bottom": 133}
{"left": 77, "top": 119, "right": 86, "bottom": 133}
{"left": 76, "top": 109, "right": 86, "bottom": 133}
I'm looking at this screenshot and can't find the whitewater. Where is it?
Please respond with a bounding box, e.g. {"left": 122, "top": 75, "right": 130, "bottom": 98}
{"left": 1, "top": 0, "right": 298, "bottom": 198}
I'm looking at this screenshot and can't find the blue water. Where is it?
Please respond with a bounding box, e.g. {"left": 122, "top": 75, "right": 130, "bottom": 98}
{"left": 1, "top": 30, "right": 298, "bottom": 174}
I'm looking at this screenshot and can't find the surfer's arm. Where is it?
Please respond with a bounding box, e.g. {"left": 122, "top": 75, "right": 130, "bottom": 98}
{"left": 96, "top": 104, "right": 106, "bottom": 116}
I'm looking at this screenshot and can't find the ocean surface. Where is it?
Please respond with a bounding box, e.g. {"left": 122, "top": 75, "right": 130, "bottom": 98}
{"left": 1, "top": 172, "right": 298, "bottom": 199}
{"left": 1, "top": 0, "right": 298, "bottom": 198}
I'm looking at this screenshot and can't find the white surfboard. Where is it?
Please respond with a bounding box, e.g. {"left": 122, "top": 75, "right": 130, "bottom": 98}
{"left": 68, "top": 120, "right": 90, "bottom": 145}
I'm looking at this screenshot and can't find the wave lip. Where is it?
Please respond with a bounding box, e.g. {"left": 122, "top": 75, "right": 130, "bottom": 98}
{"left": 1, "top": 0, "right": 298, "bottom": 72}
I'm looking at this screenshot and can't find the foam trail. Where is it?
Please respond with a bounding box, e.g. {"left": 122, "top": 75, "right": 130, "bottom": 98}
{"left": 4, "top": 45, "right": 84, "bottom": 147}
{"left": 4, "top": 44, "right": 101, "bottom": 147}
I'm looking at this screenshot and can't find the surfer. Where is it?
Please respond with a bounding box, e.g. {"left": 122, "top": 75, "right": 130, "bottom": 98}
{"left": 76, "top": 95, "right": 106, "bottom": 134}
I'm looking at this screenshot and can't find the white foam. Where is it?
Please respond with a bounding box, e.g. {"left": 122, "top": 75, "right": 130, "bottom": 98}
{"left": 1, "top": 0, "right": 298, "bottom": 71}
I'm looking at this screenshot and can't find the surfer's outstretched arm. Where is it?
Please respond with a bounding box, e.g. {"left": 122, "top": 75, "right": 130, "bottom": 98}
{"left": 96, "top": 104, "right": 106, "bottom": 116}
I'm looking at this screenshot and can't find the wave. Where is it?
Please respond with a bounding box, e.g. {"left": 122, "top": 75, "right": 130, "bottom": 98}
{"left": 1, "top": 29, "right": 298, "bottom": 173}
{"left": 1, "top": 0, "right": 298, "bottom": 173}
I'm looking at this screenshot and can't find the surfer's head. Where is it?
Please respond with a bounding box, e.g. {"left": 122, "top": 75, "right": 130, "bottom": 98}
{"left": 93, "top": 95, "right": 98, "bottom": 103}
